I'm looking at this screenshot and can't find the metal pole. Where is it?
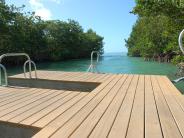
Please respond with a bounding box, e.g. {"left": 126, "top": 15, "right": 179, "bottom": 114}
{"left": 29, "top": 60, "right": 32, "bottom": 78}
{"left": 0, "top": 67, "right": 1, "bottom": 86}
{"left": 0, "top": 64, "right": 8, "bottom": 86}
{"left": 179, "top": 29, "right": 184, "bottom": 54}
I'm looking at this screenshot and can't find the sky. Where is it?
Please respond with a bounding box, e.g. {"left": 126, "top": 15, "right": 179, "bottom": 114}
{"left": 7, "top": 0, "right": 137, "bottom": 53}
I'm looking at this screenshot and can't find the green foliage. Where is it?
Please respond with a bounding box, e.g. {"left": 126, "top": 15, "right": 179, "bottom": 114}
{"left": 126, "top": 0, "right": 184, "bottom": 63}
{"left": 171, "top": 55, "right": 184, "bottom": 64}
{"left": 133, "top": 0, "right": 184, "bottom": 18}
{"left": 0, "top": 1, "right": 104, "bottom": 64}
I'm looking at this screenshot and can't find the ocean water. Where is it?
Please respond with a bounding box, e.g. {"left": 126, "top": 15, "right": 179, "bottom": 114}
{"left": 6, "top": 52, "right": 184, "bottom": 93}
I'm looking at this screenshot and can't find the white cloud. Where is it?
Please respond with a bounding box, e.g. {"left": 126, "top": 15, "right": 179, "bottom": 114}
{"left": 50, "top": 0, "right": 61, "bottom": 4}
{"left": 29, "top": 0, "right": 60, "bottom": 20}
{"left": 35, "top": 8, "right": 52, "bottom": 20}
{"left": 29, "top": 0, "right": 43, "bottom": 9}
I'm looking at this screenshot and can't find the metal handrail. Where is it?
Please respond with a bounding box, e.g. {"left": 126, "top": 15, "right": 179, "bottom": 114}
{"left": 87, "top": 51, "right": 100, "bottom": 73}
{"left": 0, "top": 53, "right": 32, "bottom": 78}
{"left": 173, "top": 29, "right": 184, "bottom": 83}
{"left": 179, "top": 29, "right": 184, "bottom": 55}
{"left": 24, "top": 60, "right": 37, "bottom": 78}
{"left": 90, "top": 51, "right": 100, "bottom": 65}
{"left": 0, "top": 64, "right": 8, "bottom": 86}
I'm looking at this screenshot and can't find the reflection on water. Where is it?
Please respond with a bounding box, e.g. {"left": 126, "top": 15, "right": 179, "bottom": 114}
{"left": 7, "top": 52, "right": 184, "bottom": 94}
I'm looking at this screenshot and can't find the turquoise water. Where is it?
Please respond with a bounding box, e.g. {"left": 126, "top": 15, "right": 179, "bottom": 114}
{"left": 7, "top": 53, "right": 184, "bottom": 93}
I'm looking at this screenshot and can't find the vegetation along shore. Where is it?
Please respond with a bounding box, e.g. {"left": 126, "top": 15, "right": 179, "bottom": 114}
{"left": 0, "top": 0, "right": 104, "bottom": 65}
{"left": 125, "top": 0, "right": 184, "bottom": 64}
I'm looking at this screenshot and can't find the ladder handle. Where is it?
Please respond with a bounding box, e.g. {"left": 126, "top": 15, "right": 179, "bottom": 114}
{"left": 0, "top": 53, "right": 32, "bottom": 78}
{"left": 23, "top": 60, "right": 37, "bottom": 79}
{"left": 87, "top": 51, "right": 100, "bottom": 73}
{"left": 0, "top": 64, "right": 8, "bottom": 86}
{"left": 179, "top": 29, "right": 184, "bottom": 55}
{"left": 91, "top": 51, "right": 100, "bottom": 65}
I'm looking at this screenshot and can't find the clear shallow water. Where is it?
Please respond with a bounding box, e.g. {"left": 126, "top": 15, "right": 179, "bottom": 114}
{"left": 7, "top": 53, "right": 184, "bottom": 93}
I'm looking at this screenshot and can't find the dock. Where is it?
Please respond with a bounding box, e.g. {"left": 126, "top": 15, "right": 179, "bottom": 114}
{"left": 0, "top": 70, "right": 184, "bottom": 138}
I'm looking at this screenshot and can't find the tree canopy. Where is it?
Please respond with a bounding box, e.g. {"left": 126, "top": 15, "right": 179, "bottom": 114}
{"left": 0, "top": 1, "right": 104, "bottom": 64}
{"left": 126, "top": 0, "right": 184, "bottom": 63}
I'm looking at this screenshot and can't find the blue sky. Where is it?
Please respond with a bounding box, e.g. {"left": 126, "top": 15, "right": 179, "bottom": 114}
{"left": 7, "top": 0, "right": 137, "bottom": 53}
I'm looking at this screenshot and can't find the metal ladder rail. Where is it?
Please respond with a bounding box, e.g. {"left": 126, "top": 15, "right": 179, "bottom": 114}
{"left": 173, "top": 29, "right": 184, "bottom": 83}
{"left": 0, "top": 64, "right": 7, "bottom": 86}
{"left": 87, "top": 51, "right": 100, "bottom": 73}
{"left": 179, "top": 29, "right": 184, "bottom": 55}
{"left": 24, "top": 60, "right": 37, "bottom": 78}
{"left": 0, "top": 53, "right": 37, "bottom": 80}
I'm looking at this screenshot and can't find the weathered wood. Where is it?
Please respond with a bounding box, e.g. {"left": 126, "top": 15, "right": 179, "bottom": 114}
{"left": 88, "top": 75, "right": 133, "bottom": 138}
{"left": 151, "top": 76, "right": 182, "bottom": 138}
{"left": 108, "top": 75, "right": 139, "bottom": 138}
{"left": 0, "top": 71, "right": 181, "bottom": 138}
{"left": 144, "top": 75, "right": 162, "bottom": 138}
{"left": 126, "top": 75, "right": 145, "bottom": 138}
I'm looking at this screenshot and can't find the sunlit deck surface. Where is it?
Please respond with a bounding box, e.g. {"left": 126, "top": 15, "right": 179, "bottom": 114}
{"left": 0, "top": 70, "right": 184, "bottom": 137}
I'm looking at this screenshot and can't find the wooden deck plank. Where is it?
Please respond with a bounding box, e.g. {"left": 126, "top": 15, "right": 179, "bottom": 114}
{"left": 9, "top": 91, "right": 72, "bottom": 123}
{"left": 0, "top": 88, "right": 38, "bottom": 107}
{"left": 11, "top": 71, "right": 105, "bottom": 83}
{"left": 50, "top": 72, "right": 89, "bottom": 80}
{"left": 0, "top": 87, "right": 28, "bottom": 97}
{"left": 0, "top": 89, "right": 47, "bottom": 111}
{"left": 67, "top": 73, "right": 93, "bottom": 81}
{"left": 20, "top": 92, "right": 82, "bottom": 125}
{"left": 157, "top": 76, "right": 184, "bottom": 137}
{"left": 58, "top": 75, "right": 128, "bottom": 138}
{"left": 81, "top": 74, "right": 101, "bottom": 82}
{"left": 38, "top": 71, "right": 74, "bottom": 80}
{"left": 32, "top": 75, "right": 116, "bottom": 128}
{"left": 0, "top": 71, "right": 182, "bottom": 138}
{"left": 151, "top": 76, "right": 182, "bottom": 138}
{"left": 32, "top": 90, "right": 89, "bottom": 128}
{"left": 160, "top": 76, "right": 182, "bottom": 96}
{"left": 45, "top": 71, "right": 103, "bottom": 82}
{"left": 0, "top": 89, "right": 53, "bottom": 117}
{"left": 50, "top": 72, "right": 104, "bottom": 83}
{"left": 83, "top": 73, "right": 108, "bottom": 82}
{"left": 86, "top": 75, "right": 133, "bottom": 138}
{"left": 144, "top": 75, "right": 162, "bottom": 138}
{"left": 161, "top": 77, "right": 184, "bottom": 137}
{"left": 32, "top": 75, "right": 120, "bottom": 138}
{"left": 19, "top": 70, "right": 61, "bottom": 79}
{"left": 41, "top": 71, "right": 70, "bottom": 79}
{"left": 0, "top": 88, "right": 34, "bottom": 103}
{"left": 160, "top": 76, "right": 184, "bottom": 111}
{"left": 14, "top": 71, "right": 79, "bottom": 81}
{"left": 89, "top": 74, "right": 109, "bottom": 82}
{"left": 126, "top": 75, "right": 145, "bottom": 138}
{"left": 58, "top": 72, "right": 83, "bottom": 80}
{"left": 108, "top": 75, "right": 139, "bottom": 138}
{"left": 82, "top": 73, "right": 101, "bottom": 82}
{"left": 0, "top": 90, "right": 61, "bottom": 121}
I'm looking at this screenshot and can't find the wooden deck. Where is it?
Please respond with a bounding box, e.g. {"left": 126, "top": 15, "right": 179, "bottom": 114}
{"left": 0, "top": 70, "right": 184, "bottom": 137}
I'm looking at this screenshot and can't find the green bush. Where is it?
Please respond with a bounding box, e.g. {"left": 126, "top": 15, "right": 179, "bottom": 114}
{"left": 171, "top": 55, "right": 184, "bottom": 64}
